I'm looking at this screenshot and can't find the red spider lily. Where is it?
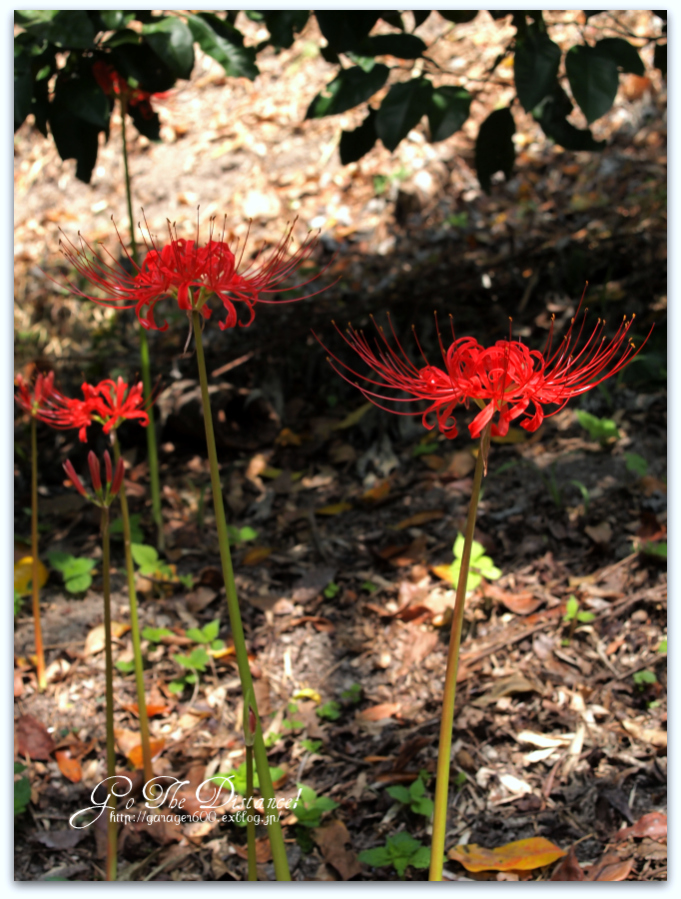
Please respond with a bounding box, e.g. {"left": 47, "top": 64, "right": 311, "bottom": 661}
{"left": 92, "top": 60, "right": 167, "bottom": 119}
{"left": 319, "top": 306, "right": 650, "bottom": 440}
{"left": 55, "top": 377, "right": 150, "bottom": 442}
{"left": 14, "top": 371, "right": 69, "bottom": 425}
{"left": 58, "top": 216, "right": 328, "bottom": 332}
{"left": 64, "top": 451, "right": 124, "bottom": 506}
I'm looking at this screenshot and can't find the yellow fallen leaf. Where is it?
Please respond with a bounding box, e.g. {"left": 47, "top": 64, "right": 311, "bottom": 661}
{"left": 316, "top": 502, "right": 353, "bottom": 516}
{"left": 14, "top": 557, "right": 49, "bottom": 595}
{"left": 361, "top": 480, "right": 390, "bottom": 502}
{"left": 242, "top": 546, "right": 273, "bottom": 566}
{"left": 84, "top": 621, "right": 130, "bottom": 656}
{"left": 432, "top": 564, "right": 454, "bottom": 584}
{"left": 449, "top": 837, "right": 566, "bottom": 872}
{"left": 293, "top": 687, "right": 322, "bottom": 703}
{"left": 332, "top": 402, "right": 373, "bottom": 430}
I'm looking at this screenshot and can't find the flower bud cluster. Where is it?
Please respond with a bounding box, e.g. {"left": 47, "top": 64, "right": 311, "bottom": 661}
{"left": 63, "top": 451, "right": 125, "bottom": 508}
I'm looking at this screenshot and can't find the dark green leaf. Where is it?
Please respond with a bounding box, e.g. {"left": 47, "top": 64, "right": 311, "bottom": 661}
{"left": 514, "top": 27, "right": 561, "bottom": 112}
{"left": 262, "top": 11, "right": 309, "bottom": 49}
{"left": 47, "top": 82, "right": 102, "bottom": 181}
{"left": 427, "top": 86, "right": 471, "bottom": 141}
{"left": 54, "top": 73, "right": 110, "bottom": 129}
{"left": 566, "top": 44, "right": 618, "bottom": 123}
{"left": 14, "top": 46, "right": 33, "bottom": 132}
{"left": 358, "top": 846, "right": 392, "bottom": 868}
{"left": 110, "top": 42, "right": 177, "bottom": 93}
{"left": 584, "top": 11, "right": 605, "bottom": 19}
{"left": 439, "top": 11, "right": 478, "bottom": 24}
{"left": 127, "top": 101, "right": 161, "bottom": 141}
{"left": 412, "top": 11, "right": 431, "bottom": 28}
{"left": 654, "top": 42, "right": 666, "bottom": 76}
{"left": 340, "top": 108, "right": 378, "bottom": 163}
{"left": 379, "top": 12, "right": 404, "bottom": 31}
{"left": 361, "top": 33, "right": 426, "bottom": 59}
{"left": 534, "top": 82, "right": 605, "bottom": 151}
{"left": 100, "top": 11, "right": 135, "bottom": 31}
{"left": 103, "top": 28, "right": 141, "bottom": 48}
{"left": 376, "top": 78, "right": 433, "bottom": 152}
{"left": 18, "top": 10, "right": 95, "bottom": 49}
{"left": 475, "top": 107, "right": 515, "bottom": 193}
{"left": 142, "top": 17, "right": 194, "bottom": 79}
{"left": 595, "top": 37, "right": 644, "bottom": 75}
{"left": 15, "top": 776, "right": 31, "bottom": 816}
{"left": 306, "top": 65, "right": 388, "bottom": 118}
{"left": 316, "top": 11, "right": 380, "bottom": 53}
{"left": 187, "top": 13, "right": 258, "bottom": 80}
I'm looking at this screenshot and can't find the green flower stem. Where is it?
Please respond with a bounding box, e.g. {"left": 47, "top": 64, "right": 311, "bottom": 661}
{"left": 245, "top": 744, "right": 258, "bottom": 881}
{"left": 112, "top": 435, "right": 154, "bottom": 785}
{"left": 429, "top": 422, "right": 491, "bottom": 882}
{"left": 121, "top": 96, "right": 164, "bottom": 553}
{"left": 192, "top": 310, "right": 291, "bottom": 881}
{"left": 101, "top": 506, "right": 118, "bottom": 882}
{"left": 30, "top": 417, "right": 46, "bottom": 691}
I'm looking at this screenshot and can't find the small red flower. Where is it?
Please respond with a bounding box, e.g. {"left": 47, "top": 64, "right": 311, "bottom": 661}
{"left": 58, "top": 216, "right": 327, "bottom": 332}
{"left": 319, "top": 305, "right": 650, "bottom": 440}
{"left": 92, "top": 60, "right": 162, "bottom": 118}
{"left": 55, "top": 377, "right": 150, "bottom": 443}
{"left": 15, "top": 371, "right": 68, "bottom": 425}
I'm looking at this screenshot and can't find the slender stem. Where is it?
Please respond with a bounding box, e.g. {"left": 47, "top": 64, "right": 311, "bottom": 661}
{"left": 112, "top": 435, "right": 154, "bottom": 784}
{"left": 192, "top": 311, "right": 291, "bottom": 881}
{"left": 120, "top": 95, "right": 164, "bottom": 553}
{"left": 429, "top": 422, "right": 491, "bottom": 882}
{"left": 30, "top": 417, "right": 46, "bottom": 691}
{"left": 245, "top": 744, "right": 258, "bottom": 881}
{"left": 101, "top": 506, "right": 118, "bottom": 882}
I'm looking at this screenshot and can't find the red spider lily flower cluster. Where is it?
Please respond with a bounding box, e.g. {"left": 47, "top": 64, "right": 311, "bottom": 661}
{"left": 321, "top": 306, "right": 649, "bottom": 440}
{"left": 55, "top": 377, "right": 150, "bottom": 443}
{"left": 59, "top": 216, "right": 327, "bottom": 332}
{"left": 15, "top": 371, "right": 69, "bottom": 424}
{"left": 64, "top": 450, "right": 124, "bottom": 507}
{"left": 92, "top": 60, "right": 164, "bottom": 119}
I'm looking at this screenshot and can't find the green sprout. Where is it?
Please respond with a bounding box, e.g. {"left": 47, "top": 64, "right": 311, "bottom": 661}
{"left": 446, "top": 534, "right": 501, "bottom": 593}
{"left": 359, "top": 832, "right": 439, "bottom": 879}
{"left": 386, "top": 772, "right": 434, "bottom": 818}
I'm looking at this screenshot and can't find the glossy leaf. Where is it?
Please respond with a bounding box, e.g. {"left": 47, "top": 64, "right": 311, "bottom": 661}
{"left": 514, "top": 27, "right": 561, "bottom": 112}
{"left": 316, "top": 11, "right": 380, "bottom": 53}
{"left": 566, "top": 44, "right": 619, "bottom": 123}
{"left": 340, "top": 108, "right": 378, "bottom": 164}
{"left": 17, "top": 10, "right": 95, "bottom": 50}
{"left": 142, "top": 17, "right": 194, "bottom": 79}
{"left": 376, "top": 78, "right": 433, "bottom": 151}
{"left": 306, "top": 65, "right": 389, "bottom": 118}
{"left": 475, "top": 106, "right": 515, "bottom": 192}
{"left": 187, "top": 13, "right": 258, "bottom": 81}
{"left": 427, "top": 86, "right": 471, "bottom": 141}
{"left": 534, "top": 82, "right": 605, "bottom": 151}
{"left": 14, "top": 45, "right": 33, "bottom": 132}
{"left": 362, "top": 33, "right": 426, "bottom": 59}
{"left": 262, "top": 10, "right": 309, "bottom": 49}
{"left": 595, "top": 37, "right": 644, "bottom": 75}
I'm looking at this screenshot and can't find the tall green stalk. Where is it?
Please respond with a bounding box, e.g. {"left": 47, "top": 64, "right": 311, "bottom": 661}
{"left": 120, "top": 96, "right": 164, "bottom": 552}
{"left": 112, "top": 435, "right": 154, "bottom": 784}
{"left": 30, "top": 417, "right": 46, "bottom": 691}
{"left": 429, "top": 422, "right": 491, "bottom": 882}
{"left": 101, "top": 506, "right": 118, "bottom": 882}
{"left": 192, "top": 310, "right": 291, "bottom": 881}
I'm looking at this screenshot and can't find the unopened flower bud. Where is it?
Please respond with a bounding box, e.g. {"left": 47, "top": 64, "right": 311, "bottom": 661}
{"left": 111, "top": 457, "right": 125, "bottom": 496}
{"left": 104, "top": 450, "right": 113, "bottom": 484}
{"left": 63, "top": 459, "right": 87, "bottom": 498}
{"left": 88, "top": 450, "right": 102, "bottom": 492}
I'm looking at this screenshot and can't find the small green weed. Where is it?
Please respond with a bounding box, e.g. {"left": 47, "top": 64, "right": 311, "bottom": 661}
{"left": 575, "top": 410, "right": 619, "bottom": 445}
{"left": 300, "top": 738, "right": 323, "bottom": 754}
{"left": 291, "top": 783, "right": 338, "bottom": 828}
{"left": 110, "top": 513, "right": 144, "bottom": 543}
{"left": 386, "top": 772, "right": 433, "bottom": 818}
{"left": 632, "top": 669, "right": 657, "bottom": 689}
{"left": 625, "top": 453, "right": 649, "bottom": 477}
{"left": 170, "top": 618, "right": 223, "bottom": 693}
{"left": 563, "top": 595, "right": 596, "bottom": 624}
{"left": 47, "top": 552, "right": 96, "bottom": 594}
{"left": 445, "top": 533, "right": 501, "bottom": 593}
{"left": 323, "top": 581, "right": 340, "bottom": 599}
{"left": 340, "top": 683, "right": 362, "bottom": 704}
{"left": 316, "top": 700, "right": 342, "bottom": 721}
{"left": 14, "top": 763, "right": 31, "bottom": 816}
{"left": 359, "top": 832, "right": 438, "bottom": 878}
{"left": 226, "top": 525, "right": 258, "bottom": 545}
{"left": 14, "top": 589, "right": 23, "bottom": 616}
{"left": 658, "top": 639, "right": 667, "bottom": 653}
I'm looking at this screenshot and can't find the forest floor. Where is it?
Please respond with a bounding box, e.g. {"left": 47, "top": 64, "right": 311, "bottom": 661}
{"left": 14, "top": 11, "right": 666, "bottom": 882}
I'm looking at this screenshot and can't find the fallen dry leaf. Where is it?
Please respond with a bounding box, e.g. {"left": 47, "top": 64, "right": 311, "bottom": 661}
{"left": 612, "top": 811, "right": 667, "bottom": 842}
{"left": 472, "top": 673, "right": 541, "bottom": 708}
{"left": 316, "top": 502, "right": 353, "bottom": 516}
{"left": 357, "top": 702, "right": 402, "bottom": 722}
{"left": 313, "top": 819, "right": 362, "bottom": 880}
{"left": 14, "top": 669, "right": 23, "bottom": 698}
{"left": 233, "top": 836, "right": 272, "bottom": 863}
{"left": 585, "top": 522, "right": 613, "bottom": 545}
{"left": 551, "top": 846, "right": 585, "bottom": 881}
{"left": 55, "top": 749, "right": 82, "bottom": 783}
{"left": 16, "top": 714, "right": 55, "bottom": 760}
{"left": 449, "top": 837, "right": 566, "bottom": 872}
{"left": 360, "top": 479, "right": 390, "bottom": 502}
{"left": 621, "top": 719, "right": 667, "bottom": 749}
{"left": 585, "top": 853, "right": 634, "bottom": 881}
{"left": 33, "top": 830, "right": 87, "bottom": 851}
{"left": 394, "top": 509, "right": 445, "bottom": 529}
{"left": 482, "top": 583, "right": 542, "bottom": 615}
{"left": 127, "top": 738, "right": 165, "bottom": 770}
{"left": 84, "top": 621, "right": 130, "bottom": 656}
{"left": 242, "top": 546, "right": 273, "bottom": 566}
{"left": 14, "top": 556, "right": 49, "bottom": 595}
